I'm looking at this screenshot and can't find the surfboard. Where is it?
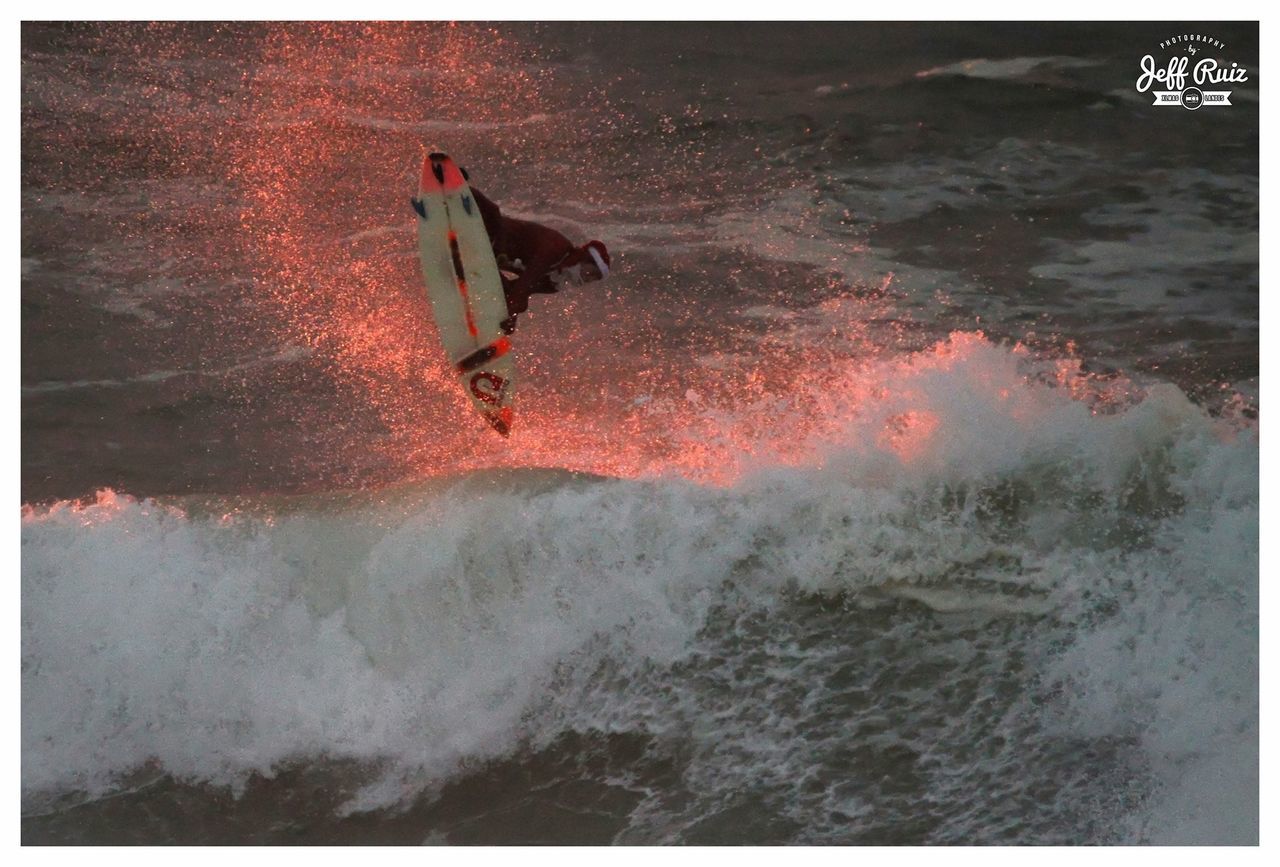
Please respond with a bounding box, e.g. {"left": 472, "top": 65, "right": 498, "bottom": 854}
{"left": 412, "top": 152, "right": 515, "bottom": 437}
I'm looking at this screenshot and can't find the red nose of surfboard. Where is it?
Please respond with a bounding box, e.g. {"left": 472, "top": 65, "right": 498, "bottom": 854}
{"left": 419, "top": 154, "right": 440, "bottom": 193}
{"left": 437, "top": 157, "right": 468, "bottom": 193}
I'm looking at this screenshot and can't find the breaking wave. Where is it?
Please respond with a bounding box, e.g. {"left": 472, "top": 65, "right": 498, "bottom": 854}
{"left": 21, "top": 334, "right": 1258, "bottom": 842}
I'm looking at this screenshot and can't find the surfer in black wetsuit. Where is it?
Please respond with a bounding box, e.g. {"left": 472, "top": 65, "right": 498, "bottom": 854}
{"left": 467, "top": 184, "right": 611, "bottom": 334}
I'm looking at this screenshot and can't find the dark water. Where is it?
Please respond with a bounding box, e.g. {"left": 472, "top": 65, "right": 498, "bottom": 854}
{"left": 22, "top": 22, "right": 1258, "bottom": 844}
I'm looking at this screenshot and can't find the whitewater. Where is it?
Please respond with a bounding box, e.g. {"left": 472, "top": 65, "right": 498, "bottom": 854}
{"left": 23, "top": 334, "right": 1258, "bottom": 843}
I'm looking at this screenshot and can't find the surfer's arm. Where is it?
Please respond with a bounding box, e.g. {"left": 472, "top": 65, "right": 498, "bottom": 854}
{"left": 502, "top": 269, "right": 556, "bottom": 316}
{"left": 470, "top": 185, "right": 574, "bottom": 304}
{"left": 506, "top": 226, "right": 576, "bottom": 299}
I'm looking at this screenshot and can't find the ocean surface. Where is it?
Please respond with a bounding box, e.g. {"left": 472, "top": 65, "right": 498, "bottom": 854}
{"left": 21, "top": 22, "right": 1258, "bottom": 844}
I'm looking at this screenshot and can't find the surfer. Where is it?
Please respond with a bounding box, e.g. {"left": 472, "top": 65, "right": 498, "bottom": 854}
{"left": 467, "top": 185, "right": 611, "bottom": 334}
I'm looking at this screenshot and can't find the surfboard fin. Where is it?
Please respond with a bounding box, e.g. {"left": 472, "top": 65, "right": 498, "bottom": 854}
{"left": 411, "top": 197, "right": 427, "bottom": 219}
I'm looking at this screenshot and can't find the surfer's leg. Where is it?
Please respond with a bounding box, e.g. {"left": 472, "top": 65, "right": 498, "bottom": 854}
{"left": 499, "top": 278, "right": 521, "bottom": 334}
{"left": 502, "top": 277, "right": 530, "bottom": 315}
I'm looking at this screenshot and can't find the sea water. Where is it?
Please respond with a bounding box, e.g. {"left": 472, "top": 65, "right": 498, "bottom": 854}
{"left": 21, "top": 22, "right": 1258, "bottom": 844}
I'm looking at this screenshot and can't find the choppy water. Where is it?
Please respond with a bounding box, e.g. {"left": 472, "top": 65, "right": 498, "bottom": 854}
{"left": 21, "top": 22, "right": 1258, "bottom": 844}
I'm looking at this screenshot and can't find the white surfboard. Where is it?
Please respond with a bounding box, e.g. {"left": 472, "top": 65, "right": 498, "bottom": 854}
{"left": 413, "top": 152, "right": 515, "bottom": 436}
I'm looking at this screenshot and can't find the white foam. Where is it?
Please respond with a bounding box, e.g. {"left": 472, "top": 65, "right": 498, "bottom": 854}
{"left": 22, "top": 345, "right": 313, "bottom": 395}
{"left": 915, "top": 56, "right": 1104, "bottom": 81}
{"left": 343, "top": 112, "right": 552, "bottom": 133}
{"left": 21, "top": 336, "right": 1257, "bottom": 840}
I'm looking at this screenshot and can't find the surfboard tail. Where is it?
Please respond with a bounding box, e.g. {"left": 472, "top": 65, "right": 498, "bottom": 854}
{"left": 485, "top": 406, "right": 514, "bottom": 437}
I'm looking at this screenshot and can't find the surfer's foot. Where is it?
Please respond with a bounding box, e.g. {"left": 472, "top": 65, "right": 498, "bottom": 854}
{"left": 500, "top": 315, "right": 517, "bottom": 335}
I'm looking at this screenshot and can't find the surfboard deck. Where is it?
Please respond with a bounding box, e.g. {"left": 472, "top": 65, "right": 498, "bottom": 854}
{"left": 413, "top": 152, "right": 515, "bottom": 437}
